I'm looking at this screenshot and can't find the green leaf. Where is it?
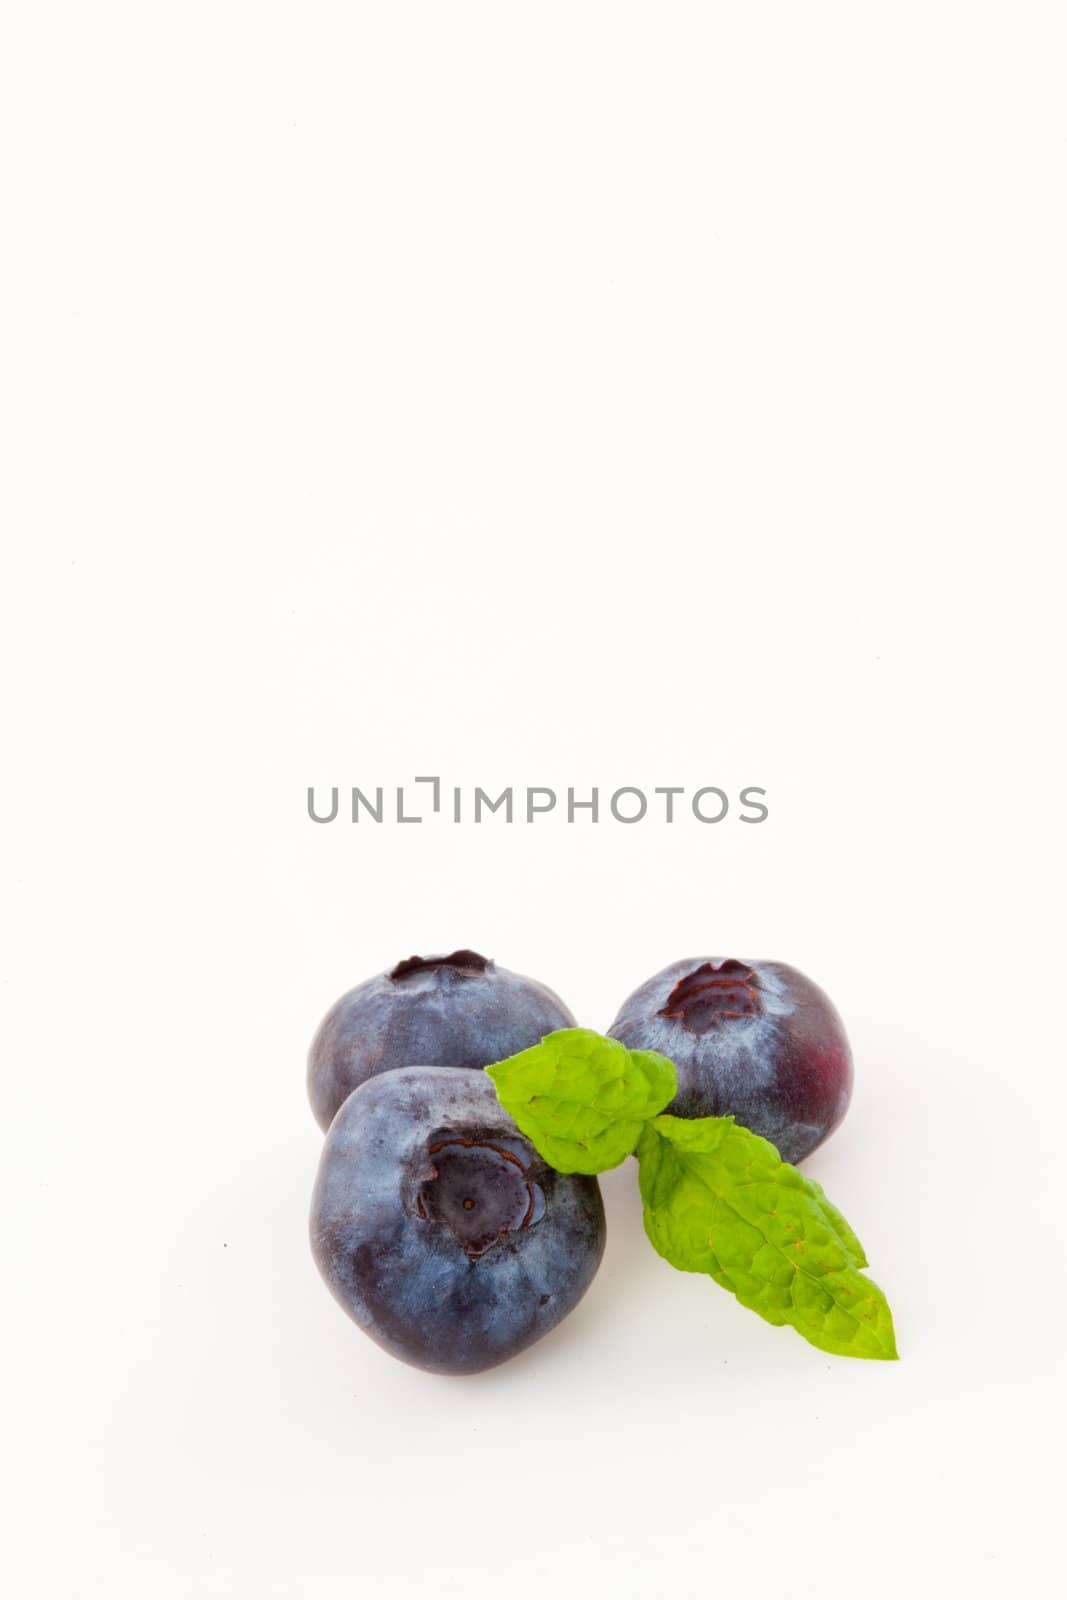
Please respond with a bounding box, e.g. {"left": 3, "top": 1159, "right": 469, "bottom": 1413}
{"left": 486, "top": 1029, "right": 677, "bottom": 1174}
{"left": 806, "top": 1177, "right": 868, "bottom": 1269}
{"left": 637, "top": 1115, "right": 897, "bottom": 1360}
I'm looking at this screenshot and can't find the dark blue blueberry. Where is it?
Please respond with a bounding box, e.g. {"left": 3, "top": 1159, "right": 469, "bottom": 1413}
{"left": 310, "top": 1067, "right": 605, "bottom": 1374}
{"left": 608, "top": 957, "right": 853, "bottom": 1165}
{"left": 307, "top": 950, "right": 575, "bottom": 1131}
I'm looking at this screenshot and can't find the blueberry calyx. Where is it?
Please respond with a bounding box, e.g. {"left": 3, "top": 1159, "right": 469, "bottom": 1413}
{"left": 658, "top": 959, "right": 762, "bottom": 1034}
{"left": 415, "top": 1136, "right": 545, "bottom": 1260}
{"left": 389, "top": 950, "right": 492, "bottom": 983}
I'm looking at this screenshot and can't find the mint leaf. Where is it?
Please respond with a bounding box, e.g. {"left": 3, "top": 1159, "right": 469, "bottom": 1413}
{"left": 637, "top": 1115, "right": 897, "bottom": 1360}
{"left": 486, "top": 1027, "right": 898, "bottom": 1363}
{"left": 486, "top": 1029, "right": 677, "bottom": 1174}
{"left": 806, "top": 1177, "right": 868, "bottom": 1269}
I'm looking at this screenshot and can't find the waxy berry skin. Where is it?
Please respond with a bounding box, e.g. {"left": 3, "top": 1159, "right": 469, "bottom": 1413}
{"left": 307, "top": 950, "right": 575, "bottom": 1132}
{"left": 608, "top": 958, "right": 853, "bottom": 1165}
{"left": 310, "top": 1067, "right": 606, "bottom": 1374}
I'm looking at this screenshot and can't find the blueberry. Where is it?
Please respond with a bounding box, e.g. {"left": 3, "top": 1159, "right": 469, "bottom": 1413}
{"left": 608, "top": 958, "right": 853, "bottom": 1164}
{"left": 307, "top": 950, "right": 575, "bottom": 1131}
{"left": 310, "top": 1066, "right": 606, "bottom": 1374}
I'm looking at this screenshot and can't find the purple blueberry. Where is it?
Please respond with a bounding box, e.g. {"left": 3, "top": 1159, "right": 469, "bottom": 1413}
{"left": 608, "top": 958, "right": 853, "bottom": 1164}
{"left": 310, "top": 1066, "right": 606, "bottom": 1374}
{"left": 308, "top": 950, "right": 575, "bottom": 1131}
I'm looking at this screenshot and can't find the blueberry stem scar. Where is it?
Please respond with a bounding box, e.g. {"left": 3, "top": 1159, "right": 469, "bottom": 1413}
{"left": 389, "top": 950, "right": 491, "bottom": 982}
{"left": 658, "top": 959, "right": 761, "bottom": 1033}
{"left": 417, "top": 1136, "right": 545, "bottom": 1258}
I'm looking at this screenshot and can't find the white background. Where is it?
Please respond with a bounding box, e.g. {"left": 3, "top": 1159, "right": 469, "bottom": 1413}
{"left": 3, "top": 4, "right": 1065, "bottom": 1596}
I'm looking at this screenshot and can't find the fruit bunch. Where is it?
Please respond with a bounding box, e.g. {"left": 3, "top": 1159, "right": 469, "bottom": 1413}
{"left": 308, "top": 951, "right": 897, "bottom": 1375}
